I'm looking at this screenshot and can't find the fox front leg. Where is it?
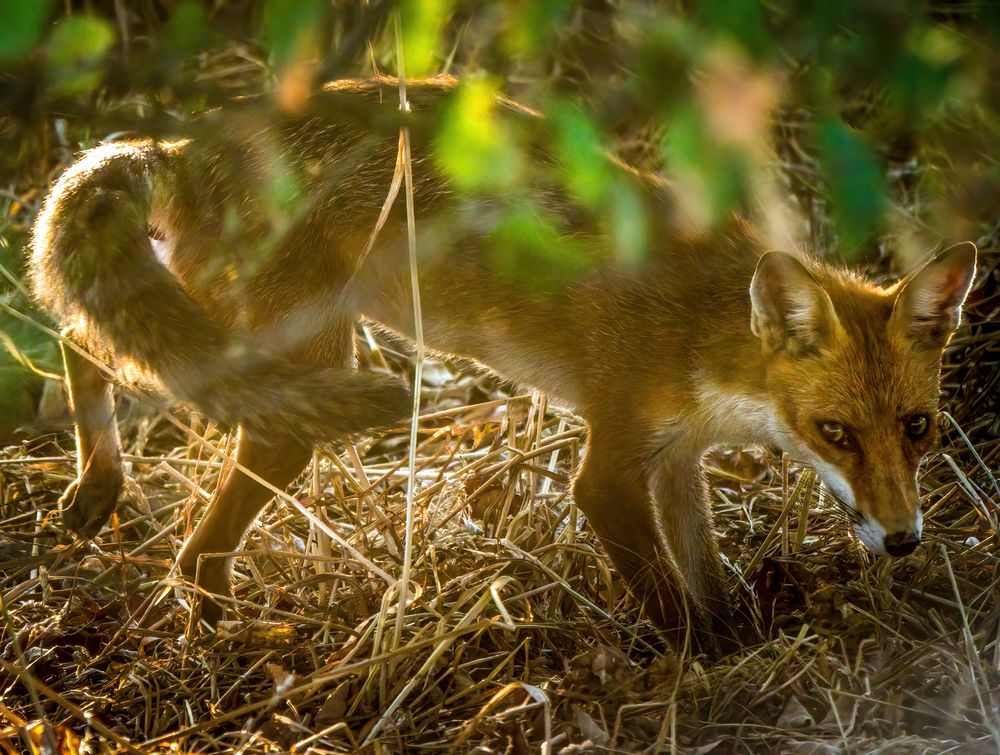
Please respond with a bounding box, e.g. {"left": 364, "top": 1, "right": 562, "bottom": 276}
{"left": 651, "top": 451, "right": 736, "bottom": 646}
{"left": 572, "top": 427, "right": 718, "bottom": 655}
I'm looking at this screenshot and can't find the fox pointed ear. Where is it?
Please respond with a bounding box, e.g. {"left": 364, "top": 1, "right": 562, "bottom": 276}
{"left": 891, "top": 242, "right": 977, "bottom": 349}
{"left": 749, "top": 251, "right": 842, "bottom": 356}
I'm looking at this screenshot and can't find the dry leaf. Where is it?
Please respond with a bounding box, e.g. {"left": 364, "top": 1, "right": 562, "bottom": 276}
{"left": 573, "top": 706, "right": 609, "bottom": 745}
{"left": 25, "top": 722, "right": 82, "bottom": 755}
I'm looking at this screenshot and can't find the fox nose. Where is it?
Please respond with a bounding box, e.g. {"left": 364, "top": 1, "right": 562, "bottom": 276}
{"left": 884, "top": 531, "right": 920, "bottom": 557}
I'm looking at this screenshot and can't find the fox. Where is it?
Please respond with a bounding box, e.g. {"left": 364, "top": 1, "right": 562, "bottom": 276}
{"left": 30, "top": 76, "right": 977, "bottom": 653}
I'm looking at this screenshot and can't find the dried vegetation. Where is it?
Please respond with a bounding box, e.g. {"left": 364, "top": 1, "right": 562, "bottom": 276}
{"left": 0, "top": 242, "right": 998, "bottom": 752}
{"left": 1, "top": 13, "right": 999, "bottom": 755}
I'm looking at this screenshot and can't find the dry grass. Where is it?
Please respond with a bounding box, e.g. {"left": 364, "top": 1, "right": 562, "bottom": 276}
{"left": 0, "top": 256, "right": 998, "bottom": 753}
{"left": 1, "top": 30, "right": 999, "bottom": 751}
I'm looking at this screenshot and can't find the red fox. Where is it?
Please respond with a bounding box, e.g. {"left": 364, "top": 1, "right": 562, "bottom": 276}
{"left": 30, "top": 77, "right": 976, "bottom": 652}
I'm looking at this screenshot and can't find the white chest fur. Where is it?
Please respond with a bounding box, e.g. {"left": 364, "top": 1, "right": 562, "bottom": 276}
{"left": 693, "top": 375, "right": 782, "bottom": 449}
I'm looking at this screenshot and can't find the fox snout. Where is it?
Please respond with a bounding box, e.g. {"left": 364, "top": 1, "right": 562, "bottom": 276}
{"left": 853, "top": 508, "right": 922, "bottom": 558}
{"left": 883, "top": 529, "right": 920, "bottom": 557}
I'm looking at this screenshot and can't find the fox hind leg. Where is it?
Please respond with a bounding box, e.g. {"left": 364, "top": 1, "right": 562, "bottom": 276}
{"left": 177, "top": 317, "right": 356, "bottom": 623}
{"left": 59, "top": 328, "right": 124, "bottom": 538}
{"left": 177, "top": 428, "right": 312, "bottom": 624}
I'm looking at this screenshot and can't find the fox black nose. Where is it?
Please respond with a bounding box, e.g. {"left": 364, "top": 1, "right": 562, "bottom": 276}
{"left": 884, "top": 531, "right": 920, "bottom": 557}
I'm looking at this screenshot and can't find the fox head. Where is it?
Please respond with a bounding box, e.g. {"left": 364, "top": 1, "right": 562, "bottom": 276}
{"left": 749, "top": 244, "right": 977, "bottom": 556}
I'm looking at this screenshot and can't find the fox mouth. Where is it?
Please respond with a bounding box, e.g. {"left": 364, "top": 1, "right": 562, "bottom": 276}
{"left": 822, "top": 491, "right": 891, "bottom": 555}
{"left": 852, "top": 514, "right": 924, "bottom": 557}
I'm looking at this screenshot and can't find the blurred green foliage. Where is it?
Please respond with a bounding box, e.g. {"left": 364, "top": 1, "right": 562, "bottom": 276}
{"left": 0, "top": 0, "right": 998, "bottom": 434}
{"left": 163, "top": 1, "right": 210, "bottom": 54}
{"left": 817, "top": 118, "right": 886, "bottom": 251}
{"left": 488, "top": 202, "right": 590, "bottom": 288}
{"left": 0, "top": 0, "right": 51, "bottom": 62}
{"left": 263, "top": 0, "right": 326, "bottom": 68}
{"left": 2, "top": 1, "right": 996, "bottom": 248}
{"left": 551, "top": 103, "right": 649, "bottom": 264}
{"left": 47, "top": 15, "right": 116, "bottom": 95}
{"left": 435, "top": 77, "right": 523, "bottom": 191}
{"left": 0, "top": 224, "right": 60, "bottom": 438}
{"left": 400, "top": 0, "right": 450, "bottom": 76}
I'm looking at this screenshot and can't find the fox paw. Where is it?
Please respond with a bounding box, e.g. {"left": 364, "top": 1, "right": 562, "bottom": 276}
{"left": 60, "top": 471, "right": 123, "bottom": 538}
{"left": 178, "top": 550, "right": 233, "bottom": 626}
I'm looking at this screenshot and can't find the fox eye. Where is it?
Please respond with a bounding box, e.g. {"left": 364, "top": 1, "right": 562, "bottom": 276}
{"left": 820, "top": 421, "right": 850, "bottom": 448}
{"left": 907, "top": 414, "right": 930, "bottom": 439}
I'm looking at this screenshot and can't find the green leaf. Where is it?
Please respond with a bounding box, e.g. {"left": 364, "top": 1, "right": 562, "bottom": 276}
{"left": 401, "top": 0, "right": 452, "bottom": 76}
{"left": 46, "top": 14, "right": 115, "bottom": 94}
{"left": 488, "top": 203, "right": 589, "bottom": 289}
{"left": 0, "top": 315, "right": 60, "bottom": 374}
{"left": 0, "top": 0, "right": 51, "bottom": 62}
{"left": 699, "top": 0, "right": 773, "bottom": 59}
{"left": 261, "top": 0, "right": 326, "bottom": 69}
{"left": 47, "top": 14, "right": 114, "bottom": 67}
{"left": 0, "top": 364, "right": 44, "bottom": 439}
{"left": 165, "top": 1, "right": 210, "bottom": 54}
{"left": 817, "top": 118, "right": 885, "bottom": 257}
{"left": 434, "top": 78, "right": 523, "bottom": 192}
{"left": 550, "top": 103, "right": 648, "bottom": 264}
{"left": 634, "top": 14, "right": 698, "bottom": 110}
{"left": 504, "top": 0, "right": 572, "bottom": 57}
{"left": 662, "top": 105, "right": 749, "bottom": 225}
{"left": 551, "top": 103, "right": 613, "bottom": 207}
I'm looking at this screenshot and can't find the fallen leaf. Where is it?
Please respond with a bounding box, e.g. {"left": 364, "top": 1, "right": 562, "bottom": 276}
{"left": 25, "top": 722, "right": 82, "bottom": 755}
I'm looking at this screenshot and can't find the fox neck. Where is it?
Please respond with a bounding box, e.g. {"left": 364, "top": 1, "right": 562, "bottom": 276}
{"left": 691, "top": 372, "right": 782, "bottom": 447}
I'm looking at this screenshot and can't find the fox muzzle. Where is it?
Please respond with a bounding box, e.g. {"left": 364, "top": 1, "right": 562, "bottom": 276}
{"left": 883, "top": 529, "right": 920, "bottom": 557}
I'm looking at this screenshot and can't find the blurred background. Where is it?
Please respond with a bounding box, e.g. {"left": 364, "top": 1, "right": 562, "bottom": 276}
{"left": 0, "top": 0, "right": 998, "bottom": 436}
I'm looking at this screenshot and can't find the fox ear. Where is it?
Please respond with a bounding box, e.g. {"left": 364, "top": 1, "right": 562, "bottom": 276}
{"left": 891, "top": 242, "right": 977, "bottom": 349}
{"left": 750, "top": 251, "right": 842, "bottom": 355}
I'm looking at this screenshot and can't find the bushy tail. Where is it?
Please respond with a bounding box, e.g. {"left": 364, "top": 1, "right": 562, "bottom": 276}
{"left": 31, "top": 142, "right": 410, "bottom": 439}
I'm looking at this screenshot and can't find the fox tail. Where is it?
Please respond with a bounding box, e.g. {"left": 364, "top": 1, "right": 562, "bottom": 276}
{"left": 31, "top": 142, "right": 410, "bottom": 439}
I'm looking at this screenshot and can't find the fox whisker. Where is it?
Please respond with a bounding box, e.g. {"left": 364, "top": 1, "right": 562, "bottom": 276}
{"left": 827, "top": 495, "right": 864, "bottom": 524}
